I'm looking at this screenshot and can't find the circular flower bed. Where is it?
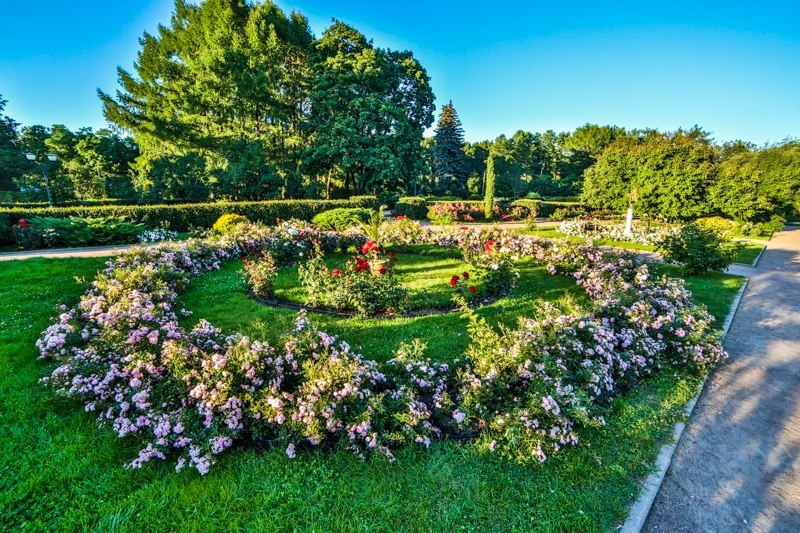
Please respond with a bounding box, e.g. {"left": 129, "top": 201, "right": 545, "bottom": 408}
{"left": 37, "top": 219, "right": 726, "bottom": 474}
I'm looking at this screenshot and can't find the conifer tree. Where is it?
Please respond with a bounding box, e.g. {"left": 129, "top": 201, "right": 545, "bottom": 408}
{"left": 432, "top": 101, "right": 467, "bottom": 196}
{"left": 484, "top": 149, "right": 496, "bottom": 219}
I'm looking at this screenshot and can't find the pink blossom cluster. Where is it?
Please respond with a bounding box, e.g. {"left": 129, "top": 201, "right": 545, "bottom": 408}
{"left": 37, "top": 221, "right": 726, "bottom": 472}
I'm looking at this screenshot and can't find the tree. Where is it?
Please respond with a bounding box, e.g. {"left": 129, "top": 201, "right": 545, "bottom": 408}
{"left": 303, "top": 21, "right": 434, "bottom": 199}
{"left": 0, "top": 94, "right": 27, "bottom": 194}
{"left": 100, "top": 0, "right": 315, "bottom": 200}
{"left": 431, "top": 101, "right": 467, "bottom": 196}
{"left": 583, "top": 129, "right": 716, "bottom": 219}
{"left": 484, "top": 149, "right": 496, "bottom": 219}
{"left": 139, "top": 153, "right": 210, "bottom": 202}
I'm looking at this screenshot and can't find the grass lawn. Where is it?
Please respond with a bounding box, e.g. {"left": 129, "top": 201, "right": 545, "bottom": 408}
{"left": 733, "top": 241, "right": 765, "bottom": 265}
{"left": 0, "top": 251, "right": 745, "bottom": 531}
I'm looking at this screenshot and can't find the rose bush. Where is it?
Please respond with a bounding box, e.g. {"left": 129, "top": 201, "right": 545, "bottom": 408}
{"left": 37, "top": 220, "right": 727, "bottom": 474}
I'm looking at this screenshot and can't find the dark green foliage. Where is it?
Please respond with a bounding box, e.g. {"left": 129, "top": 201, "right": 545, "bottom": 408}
{"left": 394, "top": 197, "right": 428, "bottom": 219}
{"left": 656, "top": 223, "right": 740, "bottom": 275}
{"left": 139, "top": 153, "right": 210, "bottom": 202}
{"left": 311, "top": 208, "right": 371, "bottom": 230}
{"left": 484, "top": 151, "right": 496, "bottom": 219}
{"left": 0, "top": 197, "right": 379, "bottom": 244}
{"left": 0, "top": 95, "right": 27, "bottom": 192}
{"left": 12, "top": 216, "right": 145, "bottom": 249}
{"left": 582, "top": 129, "right": 716, "bottom": 219}
{"left": 431, "top": 101, "right": 467, "bottom": 196}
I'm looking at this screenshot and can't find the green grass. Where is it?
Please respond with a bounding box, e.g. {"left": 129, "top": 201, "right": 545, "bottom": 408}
{"left": 733, "top": 241, "right": 765, "bottom": 265}
{"left": 0, "top": 253, "right": 745, "bottom": 530}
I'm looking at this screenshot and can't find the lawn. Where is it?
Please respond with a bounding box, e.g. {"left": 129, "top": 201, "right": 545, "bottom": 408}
{"left": 520, "top": 227, "right": 766, "bottom": 265}
{"left": 0, "top": 252, "right": 745, "bottom": 531}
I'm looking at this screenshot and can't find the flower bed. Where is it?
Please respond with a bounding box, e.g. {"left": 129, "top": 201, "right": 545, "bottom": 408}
{"left": 37, "top": 219, "right": 726, "bottom": 474}
{"left": 558, "top": 217, "right": 676, "bottom": 245}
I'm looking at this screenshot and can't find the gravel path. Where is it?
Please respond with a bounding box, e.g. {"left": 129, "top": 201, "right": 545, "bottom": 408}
{"left": 644, "top": 226, "right": 800, "bottom": 532}
{"left": 0, "top": 244, "right": 140, "bottom": 261}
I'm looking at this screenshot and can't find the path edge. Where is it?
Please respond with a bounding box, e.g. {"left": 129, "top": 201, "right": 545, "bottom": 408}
{"left": 620, "top": 277, "right": 749, "bottom": 533}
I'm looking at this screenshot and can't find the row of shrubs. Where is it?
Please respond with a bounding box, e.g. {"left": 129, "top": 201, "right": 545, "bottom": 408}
{"left": 393, "top": 197, "right": 596, "bottom": 221}
{"left": 0, "top": 197, "right": 378, "bottom": 245}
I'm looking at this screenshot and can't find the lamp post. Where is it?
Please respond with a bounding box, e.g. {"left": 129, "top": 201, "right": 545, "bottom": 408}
{"left": 25, "top": 152, "right": 57, "bottom": 207}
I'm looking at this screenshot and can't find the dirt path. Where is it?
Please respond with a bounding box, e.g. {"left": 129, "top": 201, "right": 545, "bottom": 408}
{"left": 644, "top": 226, "right": 800, "bottom": 532}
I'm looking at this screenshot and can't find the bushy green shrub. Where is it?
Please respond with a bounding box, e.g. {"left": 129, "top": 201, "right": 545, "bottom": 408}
{"left": 212, "top": 214, "right": 250, "bottom": 234}
{"left": 311, "top": 208, "right": 371, "bottom": 231}
{"left": 656, "top": 223, "right": 740, "bottom": 274}
{"left": 394, "top": 197, "right": 428, "bottom": 219}
{"left": 0, "top": 197, "right": 379, "bottom": 244}
{"left": 511, "top": 199, "right": 590, "bottom": 218}
{"left": 11, "top": 216, "right": 145, "bottom": 249}
{"left": 242, "top": 253, "right": 278, "bottom": 299}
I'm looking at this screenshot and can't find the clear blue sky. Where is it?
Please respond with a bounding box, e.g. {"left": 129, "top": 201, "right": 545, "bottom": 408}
{"left": 1, "top": 0, "right": 798, "bottom": 145}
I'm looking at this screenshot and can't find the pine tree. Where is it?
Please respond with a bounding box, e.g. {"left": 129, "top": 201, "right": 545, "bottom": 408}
{"left": 484, "top": 149, "right": 496, "bottom": 219}
{"left": 432, "top": 101, "right": 467, "bottom": 196}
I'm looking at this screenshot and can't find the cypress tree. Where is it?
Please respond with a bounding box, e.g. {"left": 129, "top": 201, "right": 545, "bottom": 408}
{"left": 432, "top": 101, "right": 467, "bottom": 196}
{"left": 484, "top": 150, "right": 496, "bottom": 219}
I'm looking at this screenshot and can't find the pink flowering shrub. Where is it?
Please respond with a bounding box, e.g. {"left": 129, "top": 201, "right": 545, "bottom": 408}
{"left": 242, "top": 252, "right": 277, "bottom": 298}
{"left": 37, "top": 222, "right": 727, "bottom": 473}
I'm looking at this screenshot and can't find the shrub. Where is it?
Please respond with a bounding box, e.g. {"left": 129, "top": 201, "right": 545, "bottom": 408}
{"left": 311, "top": 208, "right": 371, "bottom": 231}
{"left": 299, "top": 245, "right": 407, "bottom": 316}
{"left": 242, "top": 253, "right": 278, "bottom": 299}
{"left": 139, "top": 228, "right": 179, "bottom": 243}
{"left": 0, "top": 197, "right": 379, "bottom": 244}
{"left": 656, "top": 223, "right": 740, "bottom": 274}
{"left": 467, "top": 240, "right": 518, "bottom": 296}
{"left": 212, "top": 214, "right": 250, "bottom": 234}
{"left": 12, "top": 216, "right": 145, "bottom": 249}
{"left": 394, "top": 197, "right": 428, "bottom": 219}
{"left": 427, "top": 201, "right": 497, "bottom": 224}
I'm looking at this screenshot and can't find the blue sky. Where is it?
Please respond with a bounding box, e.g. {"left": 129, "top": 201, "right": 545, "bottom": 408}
{"left": 1, "top": 0, "right": 798, "bottom": 144}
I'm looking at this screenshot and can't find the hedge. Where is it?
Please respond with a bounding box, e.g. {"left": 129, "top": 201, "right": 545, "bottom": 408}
{"left": 0, "top": 197, "right": 379, "bottom": 244}
{"left": 394, "top": 197, "right": 428, "bottom": 219}
{"left": 511, "top": 199, "right": 587, "bottom": 218}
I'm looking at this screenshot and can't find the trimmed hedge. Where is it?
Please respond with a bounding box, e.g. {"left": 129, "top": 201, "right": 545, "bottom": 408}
{"left": 511, "top": 199, "right": 587, "bottom": 218}
{"left": 394, "top": 197, "right": 428, "bottom": 219}
{"left": 0, "top": 197, "right": 379, "bottom": 244}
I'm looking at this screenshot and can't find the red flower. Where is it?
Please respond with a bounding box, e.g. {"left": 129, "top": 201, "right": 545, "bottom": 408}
{"left": 469, "top": 286, "right": 477, "bottom": 293}
{"left": 484, "top": 240, "right": 495, "bottom": 253}
{"left": 361, "top": 240, "right": 378, "bottom": 254}
{"left": 241, "top": 256, "right": 247, "bottom": 262}
{"left": 396, "top": 215, "right": 406, "bottom": 220}
{"left": 258, "top": 252, "right": 265, "bottom": 259}
{"left": 379, "top": 267, "right": 387, "bottom": 275}
{"left": 332, "top": 269, "right": 341, "bottom": 276}
{"left": 449, "top": 275, "right": 459, "bottom": 287}
{"left": 19, "top": 219, "right": 28, "bottom": 228}
{"left": 459, "top": 226, "right": 469, "bottom": 231}
{"left": 462, "top": 272, "right": 469, "bottom": 279}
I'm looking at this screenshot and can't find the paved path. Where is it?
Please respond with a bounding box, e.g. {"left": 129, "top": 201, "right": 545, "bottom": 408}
{"left": 0, "top": 244, "right": 139, "bottom": 261}
{"left": 644, "top": 226, "right": 800, "bottom": 532}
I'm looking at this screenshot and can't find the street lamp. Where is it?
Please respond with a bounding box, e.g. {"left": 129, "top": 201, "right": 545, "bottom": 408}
{"left": 25, "top": 152, "right": 57, "bottom": 207}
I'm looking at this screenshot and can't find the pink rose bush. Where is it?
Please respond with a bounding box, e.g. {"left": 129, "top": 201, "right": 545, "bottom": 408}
{"left": 37, "top": 220, "right": 727, "bottom": 473}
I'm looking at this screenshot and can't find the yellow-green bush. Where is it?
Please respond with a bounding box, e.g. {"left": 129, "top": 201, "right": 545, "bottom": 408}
{"left": 212, "top": 214, "right": 250, "bottom": 234}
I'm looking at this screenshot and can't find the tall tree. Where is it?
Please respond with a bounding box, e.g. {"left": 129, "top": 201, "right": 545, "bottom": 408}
{"left": 484, "top": 149, "right": 496, "bottom": 219}
{"left": 100, "top": 0, "right": 314, "bottom": 200}
{"left": 431, "top": 101, "right": 466, "bottom": 196}
{"left": 303, "top": 21, "right": 434, "bottom": 198}
{"left": 0, "top": 95, "right": 26, "bottom": 193}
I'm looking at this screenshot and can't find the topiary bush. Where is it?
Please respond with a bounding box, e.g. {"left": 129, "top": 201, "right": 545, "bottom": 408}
{"left": 656, "top": 223, "right": 740, "bottom": 274}
{"left": 212, "top": 214, "right": 250, "bottom": 234}
{"left": 311, "top": 208, "right": 371, "bottom": 231}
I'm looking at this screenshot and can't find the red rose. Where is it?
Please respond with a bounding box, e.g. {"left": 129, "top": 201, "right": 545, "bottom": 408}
{"left": 469, "top": 286, "right": 477, "bottom": 293}
{"left": 484, "top": 240, "right": 495, "bottom": 253}
{"left": 462, "top": 272, "right": 469, "bottom": 279}
{"left": 379, "top": 267, "right": 387, "bottom": 275}
{"left": 449, "top": 275, "right": 459, "bottom": 287}
{"left": 19, "top": 219, "right": 28, "bottom": 228}
{"left": 396, "top": 215, "right": 406, "bottom": 220}
{"left": 459, "top": 226, "right": 468, "bottom": 231}
{"left": 332, "top": 269, "right": 341, "bottom": 276}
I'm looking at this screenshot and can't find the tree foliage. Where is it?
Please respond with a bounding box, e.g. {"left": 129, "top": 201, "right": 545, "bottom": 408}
{"left": 431, "top": 101, "right": 467, "bottom": 196}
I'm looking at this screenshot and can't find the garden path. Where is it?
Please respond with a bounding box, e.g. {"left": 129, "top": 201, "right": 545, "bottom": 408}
{"left": 0, "top": 243, "right": 140, "bottom": 261}
{"left": 644, "top": 226, "right": 800, "bottom": 532}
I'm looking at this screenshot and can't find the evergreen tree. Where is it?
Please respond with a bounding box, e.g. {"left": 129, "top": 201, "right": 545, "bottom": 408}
{"left": 0, "top": 95, "right": 26, "bottom": 193}
{"left": 484, "top": 149, "right": 496, "bottom": 219}
{"left": 432, "top": 101, "right": 467, "bottom": 196}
